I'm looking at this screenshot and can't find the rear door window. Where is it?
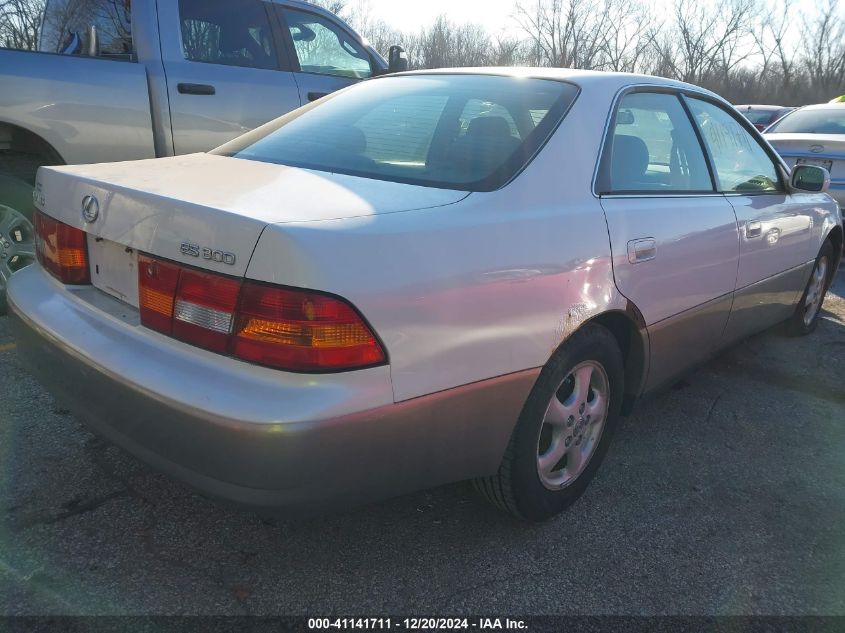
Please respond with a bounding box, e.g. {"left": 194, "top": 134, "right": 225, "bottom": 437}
{"left": 602, "top": 92, "right": 713, "bottom": 193}
{"left": 178, "top": 0, "right": 279, "bottom": 70}
{"left": 39, "top": 0, "right": 132, "bottom": 59}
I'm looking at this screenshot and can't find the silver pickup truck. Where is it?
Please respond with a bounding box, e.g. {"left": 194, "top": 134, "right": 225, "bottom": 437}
{"left": 0, "top": 0, "right": 406, "bottom": 312}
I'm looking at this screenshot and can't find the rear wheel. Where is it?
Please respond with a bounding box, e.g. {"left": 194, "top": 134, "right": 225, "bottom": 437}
{"left": 474, "top": 324, "right": 624, "bottom": 521}
{"left": 0, "top": 171, "right": 37, "bottom": 315}
{"left": 0, "top": 203, "right": 36, "bottom": 315}
{"left": 785, "top": 240, "right": 834, "bottom": 336}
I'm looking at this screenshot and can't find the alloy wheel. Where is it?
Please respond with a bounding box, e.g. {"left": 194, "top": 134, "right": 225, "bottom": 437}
{"left": 0, "top": 203, "right": 36, "bottom": 310}
{"left": 536, "top": 360, "right": 610, "bottom": 490}
{"left": 803, "top": 255, "right": 829, "bottom": 327}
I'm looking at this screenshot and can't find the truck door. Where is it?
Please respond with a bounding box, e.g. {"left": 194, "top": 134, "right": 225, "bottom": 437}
{"left": 157, "top": 0, "right": 301, "bottom": 155}
{"left": 271, "top": 5, "right": 376, "bottom": 106}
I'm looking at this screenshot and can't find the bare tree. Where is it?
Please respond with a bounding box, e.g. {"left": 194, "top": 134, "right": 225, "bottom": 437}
{"left": 0, "top": 0, "right": 46, "bottom": 50}
{"left": 753, "top": 0, "right": 795, "bottom": 88}
{"left": 514, "top": 0, "right": 610, "bottom": 68}
{"left": 598, "top": 0, "right": 655, "bottom": 72}
{"left": 800, "top": 0, "right": 845, "bottom": 96}
{"left": 345, "top": 0, "right": 404, "bottom": 56}
{"left": 666, "top": 0, "right": 758, "bottom": 84}
{"left": 513, "top": 0, "right": 656, "bottom": 71}
{"left": 306, "top": 0, "right": 350, "bottom": 21}
{"left": 410, "top": 15, "right": 493, "bottom": 69}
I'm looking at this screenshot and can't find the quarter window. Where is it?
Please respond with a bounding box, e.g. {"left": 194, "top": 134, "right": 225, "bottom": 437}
{"left": 686, "top": 98, "right": 781, "bottom": 193}
{"left": 604, "top": 92, "right": 713, "bottom": 193}
{"left": 178, "top": 0, "right": 278, "bottom": 70}
{"left": 281, "top": 8, "right": 372, "bottom": 79}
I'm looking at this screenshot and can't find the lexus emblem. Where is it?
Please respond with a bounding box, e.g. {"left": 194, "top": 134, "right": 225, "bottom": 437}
{"left": 81, "top": 195, "right": 99, "bottom": 223}
{"left": 809, "top": 144, "right": 825, "bottom": 154}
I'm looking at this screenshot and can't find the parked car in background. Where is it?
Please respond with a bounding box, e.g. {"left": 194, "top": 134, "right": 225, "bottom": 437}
{"left": 0, "top": 0, "right": 407, "bottom": 313}
{"left": 734, "top": 104, "right": 794, "bottom": 131}
{"left": 765, "top": 103, "right": 845, "bottom": 212}
{"left": 8, "top": 69, "right": 842, "bottom": 521}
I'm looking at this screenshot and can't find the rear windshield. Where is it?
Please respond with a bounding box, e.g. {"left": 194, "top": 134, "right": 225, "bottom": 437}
{"left": 214, "top": 75, "right": 579, "bottom": 191}
{"left": 741, "top": 110, "right": 777, "bottom": 125}
{"left": 767, "top": 108, "right": 845, "bottom": 134}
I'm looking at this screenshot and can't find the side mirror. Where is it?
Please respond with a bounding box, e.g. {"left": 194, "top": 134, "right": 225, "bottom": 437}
{"left": 387, "top": 45, "right": 409, "bottom": 73}
{"left": 790, "top": 164, "right": 830, "bottom": 193}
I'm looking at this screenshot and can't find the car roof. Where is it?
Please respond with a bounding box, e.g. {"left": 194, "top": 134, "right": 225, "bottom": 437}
{"left": 396, "top": 66, "right": 722, "bottom": 98}
{"left": 793, "top": 102, "right": 845, "bottom": 111}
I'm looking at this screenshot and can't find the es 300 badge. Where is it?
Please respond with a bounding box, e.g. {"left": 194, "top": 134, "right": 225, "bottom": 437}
{"left": 180, "top": 242, "right": 236, "bottom": 266}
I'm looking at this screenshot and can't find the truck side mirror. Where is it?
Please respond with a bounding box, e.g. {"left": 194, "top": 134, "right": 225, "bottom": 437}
{"left": 388, "top": 45, "right": 409, "bottom": 73}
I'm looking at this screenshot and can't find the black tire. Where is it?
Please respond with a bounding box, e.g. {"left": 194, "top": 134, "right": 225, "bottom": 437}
{"left": 785, "top": 240, "right": 835, "bottom": 336}
{"left": 0, "top": 171, "right": 37, "bottom": 316}
{"left": 474, "top": 323, "right": 624, "bottom": 522}
{"left": 0, "top": 172, "right": 34, "bottom": 222}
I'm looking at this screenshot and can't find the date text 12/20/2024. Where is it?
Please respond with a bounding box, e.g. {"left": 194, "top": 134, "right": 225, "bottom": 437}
{"left": 308, "top": 618, "right": 528, "bottom": 630}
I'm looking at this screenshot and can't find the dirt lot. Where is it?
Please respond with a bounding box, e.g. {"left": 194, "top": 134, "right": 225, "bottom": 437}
{"left": 0, "top": 269, "right": 843, "bottom": 616}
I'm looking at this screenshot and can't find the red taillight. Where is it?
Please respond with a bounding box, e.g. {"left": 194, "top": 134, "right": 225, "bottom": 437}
{"left": 138, "top": 255, "right": 180, "bottom": 334}
{"left": 137, "top": 255, "right": 386, "bottom": 372}
{"left": 173, "top": 268, "right": 241, "bottom": 353}
{"left": 232, "top": 282, "right": 386, "bottom": 371}
{"left": 34, "top": 210, "right": 90, "bottom": 284}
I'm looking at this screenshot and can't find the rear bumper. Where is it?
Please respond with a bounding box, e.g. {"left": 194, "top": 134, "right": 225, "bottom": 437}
{"left": 8, "top": 266, "right": 535, "bottom": 510}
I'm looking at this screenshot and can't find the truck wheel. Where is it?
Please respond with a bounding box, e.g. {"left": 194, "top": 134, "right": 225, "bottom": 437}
{"left": 474, "top": 323, "right": 624, "bottom": 521}
{"left": 0, "top": 173, "right": 37, "bottom": 315}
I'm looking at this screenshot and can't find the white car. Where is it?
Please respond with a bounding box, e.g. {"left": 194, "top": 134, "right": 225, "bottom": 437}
{"left": 765, "top": 103, "right": 845, "bottom": 211}
{"left": 8, "top": 69, "right": 842, "bottom": 521}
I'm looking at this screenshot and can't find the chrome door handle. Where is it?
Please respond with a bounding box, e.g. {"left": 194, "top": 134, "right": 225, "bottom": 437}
{"left": 746, "top": 221, "right": 762, "bottom": 238}
{"left": 627, "top": 238, "right": 656, "bottom": 264}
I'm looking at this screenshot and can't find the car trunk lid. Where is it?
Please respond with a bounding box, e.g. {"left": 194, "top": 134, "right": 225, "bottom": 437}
{"left": 765, "top": 133, "right": 845, "bottom": 180}
{"left": 34, "top": 153, "right": 469, "bottom": 305}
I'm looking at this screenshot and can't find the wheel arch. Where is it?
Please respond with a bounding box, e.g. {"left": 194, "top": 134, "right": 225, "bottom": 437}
{"left": 577, "top": 307, "right": 648, "bottom": 415}
{"left": 0, "top": 122, "right": 66, "bottom": 181}
{"left": 825, "top": 223, "right": 843, "bottom": 275}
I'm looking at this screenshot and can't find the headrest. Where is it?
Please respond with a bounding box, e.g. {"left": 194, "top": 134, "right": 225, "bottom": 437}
{"left": 220, "top": 26, "right": 254, "bottom": 53}
{"left": 611, "top": 134, "right": 649, "bottom": 189}
{"left": 466, "top": 116, "right": 513, "bottom": 140}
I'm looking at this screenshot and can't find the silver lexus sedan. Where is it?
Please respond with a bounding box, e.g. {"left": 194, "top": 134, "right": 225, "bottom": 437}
{"left": 7, "top": 69, "right": 842, "bottom": 521}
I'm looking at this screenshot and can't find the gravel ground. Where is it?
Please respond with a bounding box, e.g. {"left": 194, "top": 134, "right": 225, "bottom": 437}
{"left": 0, "top": 268, "right": 843, "bottom": 616}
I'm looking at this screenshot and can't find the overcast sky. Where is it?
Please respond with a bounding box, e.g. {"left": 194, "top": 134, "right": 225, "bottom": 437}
{"left": 363, "top": 0, "right": 517, "bottom": 33}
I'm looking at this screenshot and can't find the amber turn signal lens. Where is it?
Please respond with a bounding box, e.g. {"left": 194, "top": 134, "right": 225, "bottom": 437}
{"left": 34, "top": 210, "right": 90, "bottom": 285}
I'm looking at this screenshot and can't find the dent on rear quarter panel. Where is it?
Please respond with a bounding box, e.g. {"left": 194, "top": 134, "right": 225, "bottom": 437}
{"left": 245, "top": 88, "right": 631, "bottom": 403}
